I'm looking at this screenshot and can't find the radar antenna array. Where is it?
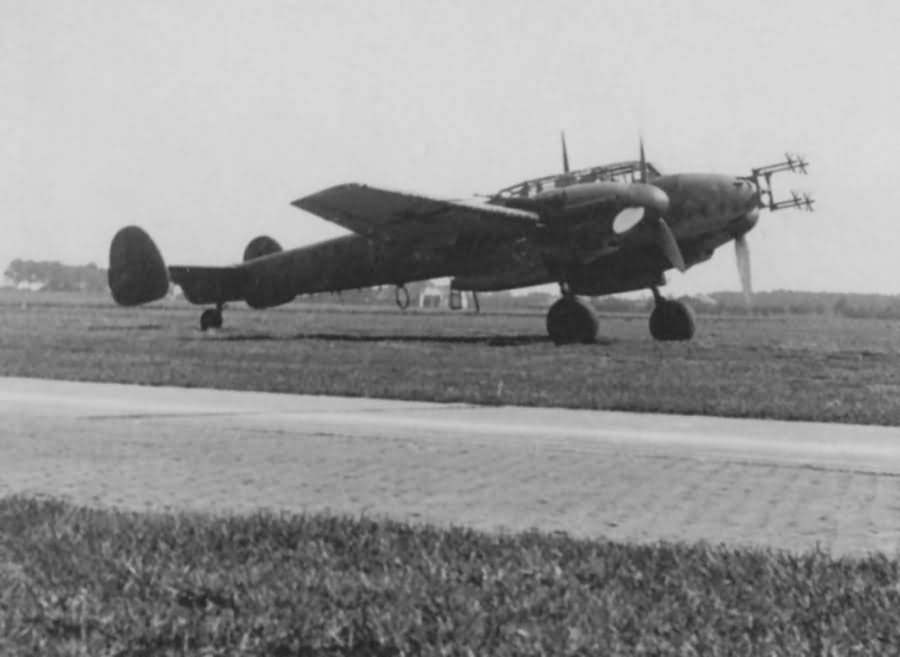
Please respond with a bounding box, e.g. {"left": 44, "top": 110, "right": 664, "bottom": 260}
{"left": 747, "top": 153, "right": 814, "bottom": 212}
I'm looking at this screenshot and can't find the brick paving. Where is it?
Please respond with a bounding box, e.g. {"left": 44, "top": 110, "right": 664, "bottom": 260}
{"left": 4, "top": 377, "right": 900, "bottom": 556}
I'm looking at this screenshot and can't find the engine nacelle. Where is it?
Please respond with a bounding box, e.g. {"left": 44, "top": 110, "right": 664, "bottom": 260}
{"left": 452, "top": 270, "right": 550, "bottom": 292}
{"left": 565, "top": 250, "right": 666, "bottom": 296}
{"left": 243, "top": 235, "right": 282, "bottom": 262}
{"left": 568, "top": 269, "right": 664, "bottom": 296}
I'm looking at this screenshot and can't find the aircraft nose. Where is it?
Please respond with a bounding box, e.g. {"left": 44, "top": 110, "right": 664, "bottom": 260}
{"left": 733, "top": 178, "right": 759, "bottom": 210}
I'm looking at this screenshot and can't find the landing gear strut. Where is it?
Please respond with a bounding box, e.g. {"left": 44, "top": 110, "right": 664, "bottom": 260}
{"left": 200, "top": 303, "right": 224, "bottom": 331}
{"left": 449, "top": 289, "right": 481, "bottom": 313}
{"left": 546, "top": 291, "right": 597, "bottom": 345}
{"left": 395, "top": 284, "right": 410, "bottom": 310}
{"left": 648, "top": 287, "right": 695, "bottom": 341}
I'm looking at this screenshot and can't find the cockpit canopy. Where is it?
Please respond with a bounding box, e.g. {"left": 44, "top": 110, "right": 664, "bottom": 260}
{"left": 493, "top": 160, "right": 662, "bottom": 200}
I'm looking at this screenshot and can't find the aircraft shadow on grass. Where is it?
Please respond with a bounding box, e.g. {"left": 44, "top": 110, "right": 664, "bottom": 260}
{"left": 203, "top": 332, "right": 617, "bottom": 347}
{"left": 88, "top": 323, "right": 165, "bottom": 331}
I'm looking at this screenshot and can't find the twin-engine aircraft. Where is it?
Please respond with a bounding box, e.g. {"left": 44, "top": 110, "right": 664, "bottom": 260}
{"left": 108, "top": 138, "right": 812, "bottom": 343}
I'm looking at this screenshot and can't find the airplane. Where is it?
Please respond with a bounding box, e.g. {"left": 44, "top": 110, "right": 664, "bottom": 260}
{"left": 108, "top": 137, "right": 813, "bottom": 344}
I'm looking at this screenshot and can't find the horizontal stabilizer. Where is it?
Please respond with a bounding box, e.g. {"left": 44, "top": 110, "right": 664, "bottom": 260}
{"left": 108, "top": 226, "right": 170, "bottom": 306}
{"left": 169, "top": 266, "right": 247, "bottom": 305}
{"left": 108, "top": 226, "right": 248, "bottom": 307}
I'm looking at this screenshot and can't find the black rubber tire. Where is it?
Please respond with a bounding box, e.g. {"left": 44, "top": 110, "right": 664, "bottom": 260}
{"left": 649, "top": 300, "right": 695, "bottom": 341}
{"left": 200, "top": 308, "right": 223, "bottom": 331}
{"left": 546, "top": 297, "right": 598, "bottom": 345}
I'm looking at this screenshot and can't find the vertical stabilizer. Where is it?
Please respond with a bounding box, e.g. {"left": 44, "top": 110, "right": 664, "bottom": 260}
{"left": 108, "top": 226, "right": 170, "bottom": 306}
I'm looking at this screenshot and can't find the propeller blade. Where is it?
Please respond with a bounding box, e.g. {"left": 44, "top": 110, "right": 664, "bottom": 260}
{"left": 735, "top": 235, "right": 753, "bottom": 306}
{"left": 561, "top": 131, "right": 570, "bottom": 173}
{"left": 656, "top": 217, "right": 686, "bottom": 272}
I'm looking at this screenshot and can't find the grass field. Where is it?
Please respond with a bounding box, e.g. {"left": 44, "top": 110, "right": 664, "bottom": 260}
{"left": 3, "top": 496, "right": 899, "bottom": 656}
{"left": 6, "top": 295, "right": 900, "bottom": 653}
{"left": 4, "top": 289, "right": 900, "bottom": 425}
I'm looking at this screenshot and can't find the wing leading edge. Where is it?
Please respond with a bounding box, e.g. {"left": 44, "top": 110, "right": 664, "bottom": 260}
{"left": 293, "top": 184, "right": 540, "bottom": 244}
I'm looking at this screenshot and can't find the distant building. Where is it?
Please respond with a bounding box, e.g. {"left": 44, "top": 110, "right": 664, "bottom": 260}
{"left": 417, "top": 282, "right": 468, "bottom": 310}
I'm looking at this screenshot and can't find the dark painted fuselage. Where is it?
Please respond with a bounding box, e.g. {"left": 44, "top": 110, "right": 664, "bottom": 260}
{"left": 220, "top": 171, "right": 760, "bottom": 307}
{"left": 234, "top": 232, "right": 504, "bottom": 308}
{"left": 652, "top": 173, "right": 759, "bottom": 239}
{"left": 158, "top": 161, "right": 765, "bottom": 311}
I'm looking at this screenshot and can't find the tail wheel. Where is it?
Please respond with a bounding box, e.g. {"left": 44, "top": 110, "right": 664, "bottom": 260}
{"left": 546, "top": 297, "right": 598, "bottom": 345}
{"left": 200, "top": 308, "right": 223, "bottom": 331}
{"left": 649, "top": 300, "right": 695, "bottom": 341}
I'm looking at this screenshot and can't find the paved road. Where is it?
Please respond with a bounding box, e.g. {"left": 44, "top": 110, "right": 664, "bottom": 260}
{"left": 4, "top": 376, "right": 900, "bottom": 555}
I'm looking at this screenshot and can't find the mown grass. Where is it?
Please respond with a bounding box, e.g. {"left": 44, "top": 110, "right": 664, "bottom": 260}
{"left": 2, "top": 497, "right": 899, "bottom": 656}
{"left": 4, "top": 290, "right": 900, "bottom": 425}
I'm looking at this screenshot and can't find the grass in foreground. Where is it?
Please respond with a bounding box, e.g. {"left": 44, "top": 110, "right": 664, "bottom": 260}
{"left": 1, "top": 497, "right": 899, "bottom": 656}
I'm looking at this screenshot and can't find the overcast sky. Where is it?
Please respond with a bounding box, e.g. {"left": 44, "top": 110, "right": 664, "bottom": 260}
{"left": 5, "top": 0, "right": 899, "bottom": 295}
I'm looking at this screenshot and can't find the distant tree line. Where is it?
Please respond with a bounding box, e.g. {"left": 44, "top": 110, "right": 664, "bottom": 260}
{"left": 4, "top": 259, "right": 108, "bottom": 292}
{"left": 704, "top": 291, "right": 900, "bottom": 319}
{"left": 299, "top": 286, "right": 900, "bottom": 319}
{"left": 592, "top": 291, "right": 900, "bottom": 319}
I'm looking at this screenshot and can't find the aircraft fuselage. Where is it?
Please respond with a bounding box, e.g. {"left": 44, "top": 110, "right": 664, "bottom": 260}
{"left": 108, "top": 146, "right": 811, "bottom": 342}
{"left": 652, "top": 173, "right": 759, "bottom": 238}
{"left": 176, "top": 171, "right": 762, "bottom": 308}
{"left": 237, "top": 233, "right": 492, "bottom": 308}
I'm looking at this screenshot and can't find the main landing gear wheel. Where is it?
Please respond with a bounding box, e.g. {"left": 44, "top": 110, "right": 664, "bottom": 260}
{"left": 649, "top": 299, "right": 695, "bottom": 341}
{"left": 546, "top": 297, "right": 598, "bottom": 345}
{"left": 200, "top": 306, "right": 223, "bottom": 331}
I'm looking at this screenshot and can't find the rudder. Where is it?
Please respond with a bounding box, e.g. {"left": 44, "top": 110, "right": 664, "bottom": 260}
{"left": 108, "top": 226, "right": 170, "bottom": 306}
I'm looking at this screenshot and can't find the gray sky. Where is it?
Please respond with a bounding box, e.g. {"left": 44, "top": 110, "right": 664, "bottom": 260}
{"left": 5, "top": 0, "right": 898, "bottom": 295}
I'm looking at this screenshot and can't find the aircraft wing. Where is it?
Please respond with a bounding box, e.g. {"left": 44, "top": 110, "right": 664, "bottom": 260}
{"left": 293, "top": 184, "right": 540, "bottom": 244}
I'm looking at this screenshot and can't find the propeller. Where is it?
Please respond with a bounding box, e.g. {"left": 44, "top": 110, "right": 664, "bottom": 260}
{"left": 656, "top": 217, "right": 686, "bottom": 272}
{"left": 734, "top": 234, "right": 753, "bottom": 307}
{"left": 561, "top": 131, "right": 570, "bottom": 174}
{"left": 640, "top": 137, "right": 686, "bottom": 272}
